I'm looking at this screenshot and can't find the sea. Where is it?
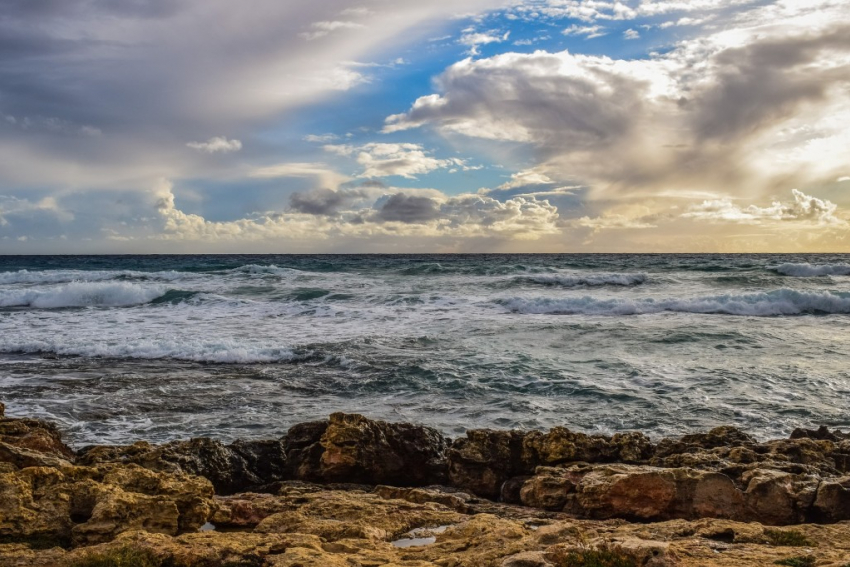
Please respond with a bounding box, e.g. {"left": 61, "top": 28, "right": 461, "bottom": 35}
{"left": 1, "top": 254, "right": 849, "bottom": 447}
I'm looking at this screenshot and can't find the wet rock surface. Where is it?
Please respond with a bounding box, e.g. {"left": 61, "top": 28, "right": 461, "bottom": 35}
{"left": 2, "top": 407, "right": 850, "bottom": 565}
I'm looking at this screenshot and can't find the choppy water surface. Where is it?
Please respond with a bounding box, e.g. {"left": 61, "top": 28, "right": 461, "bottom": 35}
{"left": 1, "top": 254, "right": 849, "bottom": 445}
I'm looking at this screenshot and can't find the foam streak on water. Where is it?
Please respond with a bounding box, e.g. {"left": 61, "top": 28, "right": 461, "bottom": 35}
{"left": 1, "top": 254, "right": 849, "bottom": 445}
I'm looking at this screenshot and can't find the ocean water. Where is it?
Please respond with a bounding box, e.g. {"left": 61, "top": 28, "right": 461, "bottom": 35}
{"left": 1, "top": 254, "right": 849, "bottom": 446}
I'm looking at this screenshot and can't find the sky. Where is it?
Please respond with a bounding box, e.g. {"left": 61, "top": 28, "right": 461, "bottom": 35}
{"left": 1, "top": 0, "right": 849, "bottom": 253}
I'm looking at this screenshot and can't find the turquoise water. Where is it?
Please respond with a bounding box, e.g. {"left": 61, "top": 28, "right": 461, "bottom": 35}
{"left": 1, "top": 254, "right": 849, "bottom": 445}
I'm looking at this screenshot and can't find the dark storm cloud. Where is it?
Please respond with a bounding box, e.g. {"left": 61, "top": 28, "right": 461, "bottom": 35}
{"left": 289, "top": 188, "right": 367, "bottom": 216}
{"left": 0, "top": 0, "right": 183, "bottom": 19}
{"left": 693, "top": 26, "right": 850, "bottom": 141}
{"left": 376, "top": 193, "right": 441, "bottom": 223}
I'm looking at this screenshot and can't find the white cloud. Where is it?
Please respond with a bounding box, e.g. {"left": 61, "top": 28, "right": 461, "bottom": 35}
{"left": 300, "top": 20, "right": 365, "bottom": 41}
{"left": 304, "top": 134, "right": 340, "bottom": 143}
{"left": 325, "top": 143, "right": 473, "bottom": 179}
{"left": 384, "top": 1, "right": 850, "bottom": 206}
{"left": 562, "top": 24, "right": 607, "bottom": 38}
{"left": 250, "top": 162, "right": 352, "bottom": 189}
{"left": 459, "top": 29, "right": 511, "bottom": 55}
{"left": 186, "top": 136, "right": 242, "bottom": 153}
{"left": 151, "top": 178, "right": 560, "bottom": 243}
{"left": 623, "top": 28, "right": 640, "bottom": 39}
{"left": 683, "top": 189, "right": 846, "bottom": 225}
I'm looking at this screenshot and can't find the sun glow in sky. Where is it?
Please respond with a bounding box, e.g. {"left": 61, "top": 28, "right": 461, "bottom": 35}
{"left": 1, "top": 0, "right": 849, "bottom": 253}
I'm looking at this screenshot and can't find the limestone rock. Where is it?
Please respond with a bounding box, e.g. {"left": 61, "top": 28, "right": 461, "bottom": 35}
{"left": 447, "top": 429, "right": 527, "bottom": 498}
{"left": 0, "top": 463, "right": 214, "bottom": 548}
{"left": 741, "top": 469, "right": 819, "bottom": 525}
{"left": 78, "top": 436, "right": 286, "bottom": 495}
{"left": 0, "top": 415, "right": 75, "bottom": 465}
{"left": 285, "top": 413, "right": 449, "bottom": 486}
{"left": 810, "top": 477, "right": 850, "bottom": 523}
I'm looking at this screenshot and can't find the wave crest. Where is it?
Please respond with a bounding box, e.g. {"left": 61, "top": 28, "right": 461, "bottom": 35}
{"left": 772, "top": 263, "right": 850, "bottom": 277}
{"left": 518, "top": 273, "right": 647, "bottom": 287}
{"left": 0, "top": 282, "right": 172, "bottom": 308}
{"left": 498, "top": 289, "right": 850, "bottom": 316}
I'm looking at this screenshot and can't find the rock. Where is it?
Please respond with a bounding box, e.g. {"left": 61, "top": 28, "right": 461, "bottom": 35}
{"left": 0, "top": 415, "right": 75, "bottom": 465}
{"left": 654, "top": 426, "right": 756, "bottom": 459}
{"left": 811, "top": 477, "right": 850, "bottom": 523}
{"left": 78, "top": 436, "right": 285, "bottom": 495}
{"left": 0, "top": 463, "right": 215, "bottom": 548}
{"left": 0, "top": 441, "right": 72, "bottom": 470}
{"left": 741, "top": 469, "right": 819, "bottom": 525}
{"left": 447, "top": 429, "right": 527, "bottom": 498}
{"left": 524, "top": 428, "right": 653, "bottom": 466}
{"left": 519, "top": 469, "right": 576, "bottom": 511}
{"left": 374, "top": 485, "right": 473, "bottom": 513}
{"left": 285, "top": 413, "right": 449, "bottom": 486}
{"left": 790, "top": 425, "right": 850, "bottom": 442}
{"left": 501, "top": 550, "right": 554, "bottom": 567}
{"left": 449, "top": 427, "right": 653, "bottom": 500}
{"left": 519, "top": 464, "right": 748, "bottom": 522}
{"left": 253, "top": 486, "right": 462, "bottom": 546}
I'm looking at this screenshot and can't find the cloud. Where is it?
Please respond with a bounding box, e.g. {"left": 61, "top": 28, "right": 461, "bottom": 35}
{"left": 384, "top": 2, "right": 850, "bottom": 205}
{"left": 0, "top": 0, "right": 499, "bottom": 193}
{"left": 325, "top": 143, "right": 472, "bottom": 179}
{"left": 186, "top": 136, "right": 242, "bottom": 153}
{"left": 459, "top": 29, "right": 510, "bottom": 55}
{"left": 376, "top": 194, "right": 442, "bottom": 222}
{"left": 300, "top": 20, "right": 364, "bottom": 41}
{"left": 562, "top": 25, "right": 607, "bottom": 38}
{"left": 623, "top": 28, "right": 639, "bottom": 40}
{"left": 683, "top": 189, "right": 846, "bottom": 225}
{"left": 151, "top": 178, "right": 560, "bottom": 244}
{"left": 289, "top": 187, "right": 367, "bottom": 215}
{"left": 249, "top": 162, "right": 352, "bottom": 190}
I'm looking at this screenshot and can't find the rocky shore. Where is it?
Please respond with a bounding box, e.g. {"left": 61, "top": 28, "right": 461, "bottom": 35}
{"left": 1, "top": 403, "right": 849, "bottom": 566}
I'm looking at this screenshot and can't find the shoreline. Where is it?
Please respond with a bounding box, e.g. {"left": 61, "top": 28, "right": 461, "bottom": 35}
{"left": 2, "top": 403, "right": 850, "bottom": 565}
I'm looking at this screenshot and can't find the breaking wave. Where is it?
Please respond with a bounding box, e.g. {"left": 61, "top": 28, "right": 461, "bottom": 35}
{"left": 0, "top": 282, "right": 173, "bottom": 308}
{"left": 518, "top": 273, "right": 647, "bottom": 287}
{"left": 772, "top": 263, "right": 850, "bottom": 277}
{"left": 498, "top": 289, "right": 850, "bottom": 316}
{"left": 227, "top": 264, "right": 305, "bottom": 277}
{"left": 0, "top": 269, "right": 186, "bottom": 285}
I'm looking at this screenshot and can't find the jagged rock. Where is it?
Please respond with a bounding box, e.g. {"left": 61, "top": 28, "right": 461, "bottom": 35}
{"left": 448, "top": 429, "right": 527, "bottom": 498}
{"left": 449, "top": 427, "right": 654, "bottom": 500}
{"left": 524, "top": 428, "right": 653, "bottom": 466}
{"left": 284, "top": 413, "right": 449, "bottom": 486}
{"left": 0, "top": 463, "right": 214, "bottom": 548}
{"left": 654, "top": 426, "right": 756, "bottom": 459}
{"left": 568, "top": 465, "right": 745, "bottom": 522}
{"left": 501, "top": 550, "right": 554, "bottom": 566}
{"left": 0, "top": 414, "right": 75, "bottom": 466}
{"left": 78, "top": 436, "right": 286, "bottom": 495}
{"left": 811, "top": 477, "right": 850, "bottom": 523}
{"left": 0, "top": 441, "right": 72, "bottom": 470}
{"left": 740, "top": 469, "right": 819, "bottom": 525}
{"left": 519, "top": 468, "right": 576, "bottom": 511}
{"left": 374, "top": 485, "right": 473, "bottom": 513}
{"left": 790, "top": 425, "right": 850, "bottom": 442}
{"left": 252, "top": 485, "right": 463, "bottom": 541}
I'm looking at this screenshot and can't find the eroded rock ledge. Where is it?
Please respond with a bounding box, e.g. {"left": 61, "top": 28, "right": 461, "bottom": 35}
{"left": 2, "top": 403, "right": 849, "bottom": 566}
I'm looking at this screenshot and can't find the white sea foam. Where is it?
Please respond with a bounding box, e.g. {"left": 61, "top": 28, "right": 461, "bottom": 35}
{"left": 0, "top": 269, "right": 186, "bottom": 285}
{"left": 229, "top": 264, "right": 304, "bottom": 276}
{"left": 0, "top": 282, "right": 170, "bottom": 308}
{"left": 521, "top": 273, "right": 647, "bottom": 287}
{"left": 499, "top": 289, "right": 850, "bottom": 316}
{"left": 773, "top": 263, "right": 850, "bottom": 277}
